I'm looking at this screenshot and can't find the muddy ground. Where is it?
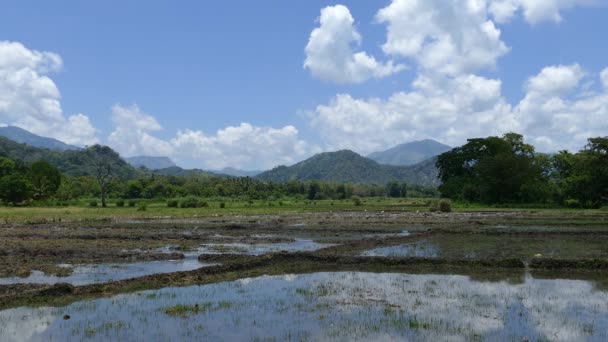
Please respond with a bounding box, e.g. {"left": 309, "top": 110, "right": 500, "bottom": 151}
{"left": 1, "top": 210, "right": 607, "bottom": 309}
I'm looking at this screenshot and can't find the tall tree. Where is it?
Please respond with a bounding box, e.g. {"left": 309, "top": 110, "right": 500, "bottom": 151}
{"left": 85, "top": 145, "right": 126, "bottom": 207}
{"left": 29, "top": 161, "right": 62, "bottom": 199}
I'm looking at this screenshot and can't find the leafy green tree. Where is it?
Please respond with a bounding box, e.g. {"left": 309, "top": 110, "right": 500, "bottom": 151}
{"left": 0, "top": 174, "right": 32, "bottom": 205}
{"left": 386, "top": 181, "right": 401, "bottom": 198}
{"left": 29, "top": 161, "right": 62, "bottom": 199}
{"left": 436, "top": 133, "right": 549, "bottom": 204}
{"left": 0, "top": 157, "right": 16, "bottom": 178}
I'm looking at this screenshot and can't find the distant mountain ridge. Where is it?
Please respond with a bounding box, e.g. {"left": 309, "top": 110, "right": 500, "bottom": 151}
{"left": 368, "top": 139, "right": 451, "bottom": 166}
{"left": 0, "top": 126, "right": 81, "bottom": 151}
{"left": 215, "top": 167, "right": 262, "bottom": 177}
{"left": 125, "top": 156, "right": 177, "bottom": 170}
{"left": 256, "top": 150, "right": 439, "bottom": 186}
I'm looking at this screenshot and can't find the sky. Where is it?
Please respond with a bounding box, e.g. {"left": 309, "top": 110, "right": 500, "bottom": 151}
{"left": 0, "top": 0, "right": 607, "bottom": 170}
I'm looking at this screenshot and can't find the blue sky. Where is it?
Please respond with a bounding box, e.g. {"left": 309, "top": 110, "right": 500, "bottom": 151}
{"left": 1, "top": 0, "right": 607, "bottom": 169}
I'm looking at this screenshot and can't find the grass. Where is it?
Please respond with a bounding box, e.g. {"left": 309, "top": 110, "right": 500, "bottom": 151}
{"left": 1, "top": 197, "right": 602, "bottom": 224}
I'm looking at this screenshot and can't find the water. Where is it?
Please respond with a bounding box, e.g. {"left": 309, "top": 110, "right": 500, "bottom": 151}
{"left": 362, "top": 240, "right": 441, "bottom": 257}
{"left": 195, "top": 238, "right": 335, "bottom": 255}
{"left": 0, "top": 259, "right": 214, "bottom": 286}
{"left": 1, "top": 272, "right": 607, "bottom": 341}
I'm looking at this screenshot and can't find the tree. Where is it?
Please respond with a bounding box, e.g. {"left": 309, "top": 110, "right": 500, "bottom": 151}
{"left": 436, "top": 133, "right": 549, "bottom": 204}
{"left": 0, "top": 157, "right": 15, "bottom": 178}
{"left": 85, "top": 145, "right": 126, "bottom": 207}
{"left": 0, "top": 174, "right": 32, "bottom": 205}
{"left": 386, "top": 181, "right": 401, "bottom": 198}
{"left": 29, "top": 161, "right": 62, "bottom": 199}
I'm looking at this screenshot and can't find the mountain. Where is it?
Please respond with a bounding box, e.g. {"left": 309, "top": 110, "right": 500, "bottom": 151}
{"left": 0, "top": 126, "right": 80, "bottom": 151}
{"left": 125, "top": 156, "right": 176, "bottom": 170}
{"left": 256, "top": 150, "right": 439, "bottom": 186}
{"left": 0, "top": 136, "right": 135, "bottom": 178}
{"left": 215, "top": 167, "right": 262, "bottom": 177}
{"left": 153, "top": 166, "right": 226, "bottom": 178}
{"left": 367, "top": 139, "right": 451, "bottom": 166}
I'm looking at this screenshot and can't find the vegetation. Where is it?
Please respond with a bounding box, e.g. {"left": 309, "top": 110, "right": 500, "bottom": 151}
{"left": 256, "top": 150, "right": 440, "bottom": 186}
{"left": 437, "top": 133, "right": 608, "bottom": 208}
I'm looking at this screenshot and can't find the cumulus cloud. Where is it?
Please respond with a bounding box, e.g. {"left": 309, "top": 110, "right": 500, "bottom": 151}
{"left": 107, "top": 104, "right": 310, "bottom": 170}
{"left": 376, "top": 0, "right": 509, "bottom": 76}
{"left": 515, "top": 64, "right": 608, "bottom": 150}
{"left": 304, "top": 5, "right": 405, "bottom": 84}
{"left": 600, "top": 68, "right": 608, "bottom": 89}
{"left": 489, "top": 0, "right": 594, "bottom": 24}
{"left": 310, "top": 64, "right": 608, "bottom": 154}
{"left": 170, "top": 123, "right": 310, "bottom": 170}
{"left": 0, "top": 41, "right": 98, "bottom": 146}
{"left": 108, "top": 104, "right": 174, "bottom": 157}
{"left": 311, "top": 73, "right": 515, "bottom": 154}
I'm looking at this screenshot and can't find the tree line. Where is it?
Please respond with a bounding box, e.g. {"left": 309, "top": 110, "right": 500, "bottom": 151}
{"left": 0, "top": 146, "right": 438, "bottom": 206}
{"left": 436, "top": 133, "right": 608, "bottom": 208}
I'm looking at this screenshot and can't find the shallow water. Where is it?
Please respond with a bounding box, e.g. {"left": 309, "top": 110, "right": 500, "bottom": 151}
{"left": 2, "top": 272, "right": 607, "bottom": 341}
{"left": 362, "top": 240, "right": 442, "bottom": 257}
{"left": 0, "top": 259, "right": 213, "bottom": 286}
{"left": 195, "top": 238, "right": 335, "bottom": 255}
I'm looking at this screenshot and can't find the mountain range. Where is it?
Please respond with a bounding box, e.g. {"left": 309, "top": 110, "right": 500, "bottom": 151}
{"left": 125, "top": 156, "right": 177, "bottom": 170}
{"left": 0, "top": 127, "right": 448, "bottom": 186}
{"left": 367, "top": 139, "right": 451, "bottom": 166}
{"left": 0, "top": 126, "right": 81, "bottom": 151}
{"left": 256, "top": 150, "right": 440, "bottom": 186}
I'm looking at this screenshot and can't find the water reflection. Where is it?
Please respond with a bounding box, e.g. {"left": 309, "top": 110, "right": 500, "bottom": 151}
{"left": 196, "top": 239, "right": 335, "bottom": 255}
{"left": 362, "top": 240, "right": 442, "bottom": 257}
{"left": 1, "top": 272, "right": 607, "bottom": 341}
{"left": 0, "top": 259, "right": 213, "bottom": 286}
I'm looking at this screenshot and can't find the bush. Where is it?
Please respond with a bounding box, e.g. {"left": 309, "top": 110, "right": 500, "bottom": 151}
{"left": 167, "top": 199, "right": 178, "bottom": 208}
{"left": 88, "top": 201, "right": 98, "bottom": 207}
{"left": 351, "top": 196, "right": 361, "bottom": 206}
{"left": 128, "top": 200, "right": 136, "bottom": 207}
{"left": 137, "top": 203, "right": 147, "bottom": 211}
{"left": 116, "top": 199, "right": 125, "bottom": 207}
{"left": 180, "top": 196, "right": 202, "bottom": 208}
{"left": 438, "top": 200, "right": 452, "bottom": 213}
{"left": 219, "top": 202, "right": 225, "bottom": 208}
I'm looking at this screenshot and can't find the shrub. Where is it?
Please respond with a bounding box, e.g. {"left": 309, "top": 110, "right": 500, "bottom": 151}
{"left": 88, "top": 201, "right": 98, "bottom": 207}
{"left": 167, "top": 199, "right": 178, "bottom": 208}
{"left": 438, "top": 200, "right": 452, "bottom": 213}
{"left": 180, "top": 196, "right": 201, "bottom": 208}
{"left": 351, "top": 196, "right": 361, "bottom": 206}
{"left": 219, "top": 202, "right": 226, "bottom": 208}
{"left": 128, "top": 200, "right": 136, "bottom": 207}
{"left": 137, "top": 203, "right": 147, "bottom": 211}
{"left": 116, "top": 199, "right": 125, "bottom": 207}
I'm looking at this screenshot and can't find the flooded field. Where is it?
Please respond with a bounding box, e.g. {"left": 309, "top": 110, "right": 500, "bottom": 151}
{"left": 1, "top": 210, "right": 608, "bottom": 340}
{"left": 2, "top": 271, "right": 607, "bottom": 341}
{"left": 0, "top": 259, "right": 213, "bottom": 286}
{"left": 361, "top": 234, "right": 608, "bottom": 260}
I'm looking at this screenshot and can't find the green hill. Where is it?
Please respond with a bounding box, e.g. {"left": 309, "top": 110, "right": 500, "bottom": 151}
{"left": 0, "top": 136, "right": 135, "bottom": 178}
{"left": 0, "top": 126, "right": 81, "bottom": 151}
{"left": 256, "top": 150, "right": 439, "bottom": 186}
{"left": 368, "top": 139, "right": 451, "bottom": 166}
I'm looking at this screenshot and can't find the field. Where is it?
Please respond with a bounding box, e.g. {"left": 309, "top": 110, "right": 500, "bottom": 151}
{"left": 1, "top": 198, "right": 608, "bottom": 340}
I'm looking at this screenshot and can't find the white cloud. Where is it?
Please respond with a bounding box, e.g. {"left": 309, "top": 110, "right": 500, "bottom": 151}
{"left": 310, "top": 64, "right": 608, "bottom": 154}
{"left": 600, "top": 68, "right": 608, "bottom": 89}
{"left": 107, "top": 104, "right": 310, "bottom": 170}
{"left": 108, "top": 104, "right": 174, "bottom": 157}
{"left": 0, "top": 41, "right": 98, "bottom": 146}
{"left": 376, "top": 0, "right": 509, "bottom": 76}
{"left": 304, "top": 5, "right": 405, "bottom": 84}
{"left": 170, "top": 123, "right": 310, "bottom": 170}
{"left": 489, "top": 0, "right": 594, "bottom": 24}
{"left": 311, "top": 73, "right": 515, "bottom": 154}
